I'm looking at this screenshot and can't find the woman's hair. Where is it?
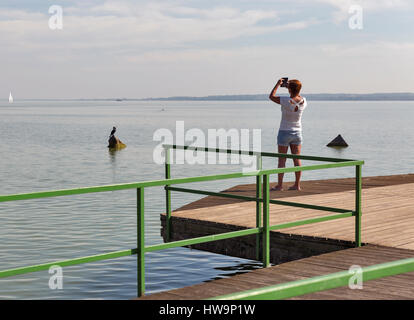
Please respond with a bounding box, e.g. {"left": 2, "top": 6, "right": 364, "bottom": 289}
{"left": 288, "top": 79, "right": 302, "bottom": 96}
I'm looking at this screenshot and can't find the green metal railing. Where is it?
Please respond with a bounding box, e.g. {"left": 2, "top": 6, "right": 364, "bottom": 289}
{"left": 210, "top": 257, "right": 414, "bottom": 300}
{"left": 0, "top": 144, "right": 364, "bottom": 298}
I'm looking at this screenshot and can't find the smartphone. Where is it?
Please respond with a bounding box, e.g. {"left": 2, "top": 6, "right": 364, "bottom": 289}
{"left": 281, "top": 77, "right": 289, "bottom": 88}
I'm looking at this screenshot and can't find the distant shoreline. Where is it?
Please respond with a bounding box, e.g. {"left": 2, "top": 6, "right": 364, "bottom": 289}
{"left": 140, "top": 92, "right": 414, "bottom": 101}
{"left": 15, "top": 92, "right": 414, "bottom": 101}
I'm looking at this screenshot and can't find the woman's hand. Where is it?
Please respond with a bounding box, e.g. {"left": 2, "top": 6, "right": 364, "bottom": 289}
{"left": 269, "top": 79, "right": 283, "bottom": 104}
{"left": 272, "top": 79, "right": 283, "bottom": 92}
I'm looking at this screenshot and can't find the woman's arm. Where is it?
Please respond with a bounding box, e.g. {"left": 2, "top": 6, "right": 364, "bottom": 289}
{"left": 269, "top": 79, "right": 283, "bottom": 104}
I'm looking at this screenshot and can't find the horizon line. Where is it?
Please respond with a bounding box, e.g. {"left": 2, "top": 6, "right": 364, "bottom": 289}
{"left": 8, "top": 92, "right": 414, "bottom": 101}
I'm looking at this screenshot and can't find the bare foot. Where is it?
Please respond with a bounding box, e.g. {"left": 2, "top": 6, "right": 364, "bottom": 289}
{"left": 288, "top": 185, "right": 301, "bottom": 191}
{"left": 270, "top": 185, "right": 283, "bottom": 191}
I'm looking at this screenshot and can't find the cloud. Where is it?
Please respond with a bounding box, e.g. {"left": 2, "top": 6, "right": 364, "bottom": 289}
{"left": 315, "top": 0, "right": 413, "bottom": 22}
{"left": 0, "top": 1, "right": 319, "bottom": 57}
{"left": 1, "top": 1, "right": 413, "bottom": 97}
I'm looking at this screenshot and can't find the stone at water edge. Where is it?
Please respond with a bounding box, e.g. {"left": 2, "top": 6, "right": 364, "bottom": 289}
{"left": 327, "top": 134, "right": 348, "bottom": 147}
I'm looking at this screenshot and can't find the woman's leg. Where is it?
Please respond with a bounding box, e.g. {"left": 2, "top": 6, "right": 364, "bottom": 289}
{"left": 289, "top": 144, "right": 302, "bottom": 190}
{"left": 271, "top": 145, "right": 288, "bottom": 191}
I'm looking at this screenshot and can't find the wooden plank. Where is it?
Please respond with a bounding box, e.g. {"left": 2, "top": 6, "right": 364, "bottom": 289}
{"left": 175, "top": 174, "right": 414, "bottom": 212}
{"left": 168, "top": 182, "right": 414, "bottom": 250}
{"left": 137, "top": 245, "right": 414, "bottom": 300}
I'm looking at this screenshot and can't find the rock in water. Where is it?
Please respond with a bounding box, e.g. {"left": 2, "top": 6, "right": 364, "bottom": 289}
{"left": 327, "top": 134, "right": 348, "bottom": 147}
{"left": 108, "top": 135, "right": 126, "bottom": 149}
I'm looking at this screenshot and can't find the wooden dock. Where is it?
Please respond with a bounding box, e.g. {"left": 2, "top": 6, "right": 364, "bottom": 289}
{"left": 138, "top": 174, "right": 414, "bottom": 300}
{"left": 139, "top": 245, "right": 414, "bottom": 300}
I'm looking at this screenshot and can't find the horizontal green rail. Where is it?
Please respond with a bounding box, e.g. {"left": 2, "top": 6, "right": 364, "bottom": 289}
{"left": 0, "top": 248, "right": 137, "bottom": 279}
{"left": 269, "top": 199, "right": 352, "bottom": 213}
{"left": 145, "top": 228, "right": 261, "bottom": 252}
{"left": 166, "top": 186, "right": 256, "bottom": 202}
{"left": 166, "top": 186, "right": 352, "bottom": 214}
{"left": 210, "top": 257, "right": 414, "bottom": 300}
{"left": 269, "top": 212, "right": 354, "bottom": 231}
{"left": 0, "top": 160, "right": 363, "bottom": 203}
{"left": 164, "top": 144, "right": 356, "bottom": 162}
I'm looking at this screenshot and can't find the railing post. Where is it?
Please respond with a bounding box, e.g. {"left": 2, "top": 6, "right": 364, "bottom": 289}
{"left": 355, "top": 165, "right": 362, "bottom": 247}
{"left": 255, "top": 155, "right": 262, "bottom": 261}
{"left": 262, "top": 174, "right": 270, "bottom": 267}
{"left": 137, "top": 187, "right": 145, "bottom": 297}
{"left": 165, "top": 147, "right": 172, "bottom": 242}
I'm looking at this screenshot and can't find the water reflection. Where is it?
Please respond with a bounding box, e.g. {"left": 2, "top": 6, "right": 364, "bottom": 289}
{"left": 108, "top": 148, "right": 120, "bottom": 181}
{"left": 206, "top": 262, "right": 264, "bottom": 281}
{"left": 108, "top": 148, "right": 118, "bottom": 163}
{"left": 327, "top": 146, "right": 347, "bottom": 155}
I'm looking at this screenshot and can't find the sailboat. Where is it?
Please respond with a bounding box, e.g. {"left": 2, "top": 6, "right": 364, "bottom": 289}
{"left": 9, "top": 92, "right": 13, "bottom": 103}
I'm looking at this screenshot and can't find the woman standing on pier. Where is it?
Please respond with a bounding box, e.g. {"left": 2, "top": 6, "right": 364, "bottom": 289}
{"left": 268, "top": 79, "right": 307, "bottom": 191}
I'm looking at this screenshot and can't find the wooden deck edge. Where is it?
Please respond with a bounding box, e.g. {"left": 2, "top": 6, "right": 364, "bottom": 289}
{"left": 160, "top": 214, "right": 357, "bottom": 265}
{"left": 137, "top": 244, "right": 414, "bottom": 300}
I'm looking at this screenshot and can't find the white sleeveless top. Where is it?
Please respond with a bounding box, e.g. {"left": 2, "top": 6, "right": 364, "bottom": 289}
{"left": 279, "top": 96, "right": 307, "bottom": 132}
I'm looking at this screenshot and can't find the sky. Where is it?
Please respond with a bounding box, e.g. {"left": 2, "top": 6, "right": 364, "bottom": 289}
{"left": 1, "top": 0, "right": 413, "bottom": 99}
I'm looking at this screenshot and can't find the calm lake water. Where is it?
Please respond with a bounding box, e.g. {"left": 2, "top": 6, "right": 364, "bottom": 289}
{"left": 0, "top": 100, "right": 413, "bottom": 299}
